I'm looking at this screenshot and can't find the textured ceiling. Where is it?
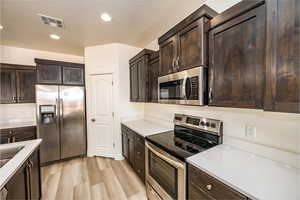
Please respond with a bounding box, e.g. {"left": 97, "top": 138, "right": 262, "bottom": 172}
{"left": 0, "top": 0, "right": 213, "bottom": 56}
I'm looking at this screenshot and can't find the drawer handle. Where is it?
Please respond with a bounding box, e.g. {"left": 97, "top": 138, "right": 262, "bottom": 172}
{"left": 137, "top": 152, "right": 141, "bottom": 155}
{"left": 206, "top": 184, "right": 212, "bottom": 191}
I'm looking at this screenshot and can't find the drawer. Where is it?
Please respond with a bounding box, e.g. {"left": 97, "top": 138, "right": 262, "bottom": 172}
{"left": 188, "top": 164, "right": 248, "bottom": 200}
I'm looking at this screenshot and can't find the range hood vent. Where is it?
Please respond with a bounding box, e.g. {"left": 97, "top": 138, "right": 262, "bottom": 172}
{"left": 38, "top": 14, "right": 64, "bottom": 28}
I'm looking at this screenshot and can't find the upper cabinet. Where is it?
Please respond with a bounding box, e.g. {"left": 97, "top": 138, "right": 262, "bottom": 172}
{"left": 158, "top": 5, "right": 218, "bottom": 76}
{"left": 0, "top": 64, "right": 36, "bottom": 104}
{"left": 208, "top": 1, "right": 266, "bottom": 109}
{"left": 35, "top": 59, "right": 84, "bottom": 86}
{"left": 264, "top": 0, "right": 300, "bottom": 113}
{"left": 129, "top": 49, "right": 156, "bottom": 102}
{"left": 148, "top": 51, "right": 159, "bottom": 103}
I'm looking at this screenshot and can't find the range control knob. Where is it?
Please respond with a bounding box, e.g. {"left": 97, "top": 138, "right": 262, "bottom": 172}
{"left": 205, "top": 122, "right": 210, "bottom": 127}
{"left": 200, "top": 121, "right": 205, "bottom": 126}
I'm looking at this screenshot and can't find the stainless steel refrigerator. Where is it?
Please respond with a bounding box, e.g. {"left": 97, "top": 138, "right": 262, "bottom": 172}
{"left": 36, "top": 85, "right": 86, "bottom": 164}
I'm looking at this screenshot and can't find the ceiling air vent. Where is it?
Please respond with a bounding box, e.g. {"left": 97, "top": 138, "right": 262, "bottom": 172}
{"left": 38, "top": 14, "right": 64, "bottom": 28}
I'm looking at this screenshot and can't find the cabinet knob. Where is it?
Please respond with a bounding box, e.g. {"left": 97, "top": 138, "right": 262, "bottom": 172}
{"left": 206, "top": 184, "right": 212, "bottom": 191}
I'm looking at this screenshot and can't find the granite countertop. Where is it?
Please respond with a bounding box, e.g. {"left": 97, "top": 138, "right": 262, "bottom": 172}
{"left": 0, "top": 139, "right": 42, "bottom": 190}
{"left": 187, "top": 144, "right": 300, "bottom": 200}
{"left": 122, "top": 119, "right": 171, "bottom": 137}
{"left": 0, "top": 121, "right": 36, "bottom": 129}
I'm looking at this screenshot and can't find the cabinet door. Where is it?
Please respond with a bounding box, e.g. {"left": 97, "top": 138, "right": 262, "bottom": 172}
{"left": 37, "top": 64, "right": 62, "bottom": 84}
{"left": 63, "top": 67, "right": 84, "bottom": 85}
{"left": 177, "top": 18, "right": 206, "bottom": 71}
{"left": 130, "top": 63, "right": 139, "bottom": 101}
{"left": 0, "top": 129, "right": 13, "bottom": 144}
{"left": 13, "top": 126, "right": 36, "bottom": 142}
{"left": 128, "top": 131, "right": 135, "bottom": 168}
{"left": 6, "top": 163, "right": 29, "bottom": 200}
{"left": 0, "top": 69, "right": 17, "bottom": 104}
{"left": 16, "top": 70, "right": 36, "bottom": 103}
{"left": 29, "top": 149, "right": 41, "bottom": 200}
{"left": 209, "top": 5, "right": 266, "bottom": 109}
{"left": 264, "top": 0, "right": 300, "bottom": 113}
{"left": 137, "top": 58, "right": 147, "bottom": 102}
{"left": 121, "top": 126, "right": 129, "bottom": 160}
{"left": 159, "top": 36, "right": 177, "bottom": 76}
{"left": 148, "top": 57, "right": 159, "bottom": 103}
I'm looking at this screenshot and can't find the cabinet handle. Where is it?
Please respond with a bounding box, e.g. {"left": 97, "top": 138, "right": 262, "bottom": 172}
{"left": 176, "top": 57, "right": 180, "bottom": 71}
{"left": 206, "top": 184, "right": 212, "bottom": 191}
{"left": 172, "top": 58, "right": 176, "bottom": 72}
{"left": 209, "top": 88, "right": 213, "bottom": 103}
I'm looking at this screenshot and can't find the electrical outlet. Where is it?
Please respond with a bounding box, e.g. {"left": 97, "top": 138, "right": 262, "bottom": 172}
{"left": 245, "top": 125, "right": 256, "bottom": 139}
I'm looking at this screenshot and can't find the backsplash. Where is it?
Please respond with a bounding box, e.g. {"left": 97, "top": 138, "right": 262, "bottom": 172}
{"left": 144, "top": 103, "right": 300, "bottom": 154}
{"left": 0, "top": 104, "right": 36, "bottom": 123}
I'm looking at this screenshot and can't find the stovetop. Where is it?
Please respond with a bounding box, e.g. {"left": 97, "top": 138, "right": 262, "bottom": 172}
{"left": 146, "top": 114, "right": 223, "bottom": 161}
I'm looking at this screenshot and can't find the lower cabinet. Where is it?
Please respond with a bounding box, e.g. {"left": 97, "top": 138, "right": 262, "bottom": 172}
{"left": 0, "top": 126, "right": 36, "bottom": 144}
{"left": 188, "top": 164, "right": 249, "bottom": 200}
{"left": 121, "top": 124, "right": 145, "bottom": 183}
{"left": 5, "top": 148, "right": 41, "bottom": 200}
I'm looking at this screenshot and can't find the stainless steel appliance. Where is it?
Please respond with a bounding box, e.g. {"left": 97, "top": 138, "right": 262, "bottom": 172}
{"left": 158, "top": 67, "right": 207, "bottom": 105}
{"left": 145, "top": 114, "right": 223, "bottom": 200}
{"left": 36, "top": 85, "right": 86, "bottom": 164}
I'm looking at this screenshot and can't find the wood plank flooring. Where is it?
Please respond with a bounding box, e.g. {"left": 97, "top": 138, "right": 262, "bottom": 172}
{"left": 41, "top": 157, "right": 147, "bottom": 200}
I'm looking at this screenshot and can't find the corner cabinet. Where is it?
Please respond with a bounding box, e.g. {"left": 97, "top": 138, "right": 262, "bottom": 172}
{"left": 0, "top": 64, "right": 36, "bottom": 104}
{"left": 6, "top": 148, "right": 41, "bottom": 200}
{"left": 264, "top": 0, "right": 300, "bottom": 113}
{"left": 188, "top": 164, "right": 249, "bottom": 200}
{"left": 129, "top": 49, "right": 156, "bottom": 102}
{"left": 35, "top": 59, "right": 84, "bottom": 86}
{"left": 121, "top": 124, "right": 145, "bottom": 183}
{"left": 208, "top": 1, "right": 266, "bottom": 109}
{"left": 158, "top": 5, "right": 218, "bottom": 76}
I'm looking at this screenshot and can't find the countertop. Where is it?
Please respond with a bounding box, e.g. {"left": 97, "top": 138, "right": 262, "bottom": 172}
{"left": 187, "top": 144, "right": 300, "bottom": 200}
{"left": 0, "top": 139, "right": 42, "bottom": 190}
{"left": 0, "top": 121, "right": 36, "bottom": 129}
{"left": 121, "top": 119, "right": 171, "bottom": 137}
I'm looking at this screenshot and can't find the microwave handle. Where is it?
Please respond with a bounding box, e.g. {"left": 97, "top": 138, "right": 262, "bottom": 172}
{"left": 182, "top": 76, "right": 188, "bottom": 102}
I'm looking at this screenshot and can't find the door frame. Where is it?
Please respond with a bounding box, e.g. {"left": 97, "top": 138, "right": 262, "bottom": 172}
{"left": 86, "top": 73, "right": 115, "bottom": 158}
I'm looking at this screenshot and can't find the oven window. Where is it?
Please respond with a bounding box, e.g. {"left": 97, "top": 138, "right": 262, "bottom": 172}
{"left": 159, "top": 80, "right": 183, "bottom": 100}
{"left": 149, "top": 151, "right": 178, "bottom": 199}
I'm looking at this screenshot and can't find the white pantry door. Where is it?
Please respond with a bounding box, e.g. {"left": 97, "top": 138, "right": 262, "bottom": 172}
{"left": 89, "top": 74, "right": 114, "bottom": 158}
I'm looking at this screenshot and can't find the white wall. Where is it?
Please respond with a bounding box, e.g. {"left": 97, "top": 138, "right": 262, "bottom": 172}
{"left": 84, "top": 43, "right": 144, "bottom": 159}
{"left": 0, "top": 46, "right": 85, "bottom": 123}
{"left": 143, "top": 0, "right": 300, "bottom": 164}
{"left": 0, "top": 45, "right": 84, "bottom": 65}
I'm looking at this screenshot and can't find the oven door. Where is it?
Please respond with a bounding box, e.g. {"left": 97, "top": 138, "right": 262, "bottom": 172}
{"left": 145, "top": 142, "right": 186, "bottom": 200}
{"left": 158, "top": 67, "right": 206, "bottom": 105}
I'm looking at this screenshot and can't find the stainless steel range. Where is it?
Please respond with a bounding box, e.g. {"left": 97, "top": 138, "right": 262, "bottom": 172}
{"left": 145, "top": 114, "right": 223, "bottom": 200}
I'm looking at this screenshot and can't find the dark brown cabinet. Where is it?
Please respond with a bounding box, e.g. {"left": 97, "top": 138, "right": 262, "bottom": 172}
{"left": 158, "top": 5, "right": 217, "bottom": 76}
{"left": 0, "top": 64, "right": 36, "bottom": 104}
{"left": 264, "top": 0, "right": 300, "bottom": 113}
{"left": 37, "top": 64, "right": 62, "bottom": 84}
{"left": 16, "top": 70, "right": 36, "bottom": 103}
{"left": 208, "top": 1, "right": 266, "bottom": 109}
{"left": 5, "top": 148, "right": 41, "bottom": 200}
{"left": 148, "top": 51, "right": 159, "bottom": 103}
{"left": 188, "top": 164, "right": 249, "bottom": 200}
{"left": 0, "top": 68, "right": 17, "bottom": 104}
{"left": 63, "top": 66, "right": 84, "bottom": 85}
{"left": 0, "top": 126, "right": 36, "bottom": 144}
{"left": 35, "top": 59, "right": 84, "bottom": 86}
{"left": 129, "top": 49, "right": 156, "bottom": 102}
{"left": 121, "top": 124, "right": 145, "bottom": 183}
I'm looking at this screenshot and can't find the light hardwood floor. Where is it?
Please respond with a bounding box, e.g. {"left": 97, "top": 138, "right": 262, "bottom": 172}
{"left": 41, "top": 157, "right": 147, "bottom": 200}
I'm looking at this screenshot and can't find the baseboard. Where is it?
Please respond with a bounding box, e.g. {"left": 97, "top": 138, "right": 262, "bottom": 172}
{"left": 114, "top": 154, "right": 124, "bottom": 160}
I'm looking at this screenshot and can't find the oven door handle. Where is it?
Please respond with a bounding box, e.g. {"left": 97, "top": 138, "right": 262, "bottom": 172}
{"left": 146, "top": 142, "right": 185, "bottom": 169}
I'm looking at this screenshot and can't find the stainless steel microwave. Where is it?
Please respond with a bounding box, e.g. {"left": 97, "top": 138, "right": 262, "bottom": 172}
{"left": 158, "top": 67, "right": 207, "bottom": 105}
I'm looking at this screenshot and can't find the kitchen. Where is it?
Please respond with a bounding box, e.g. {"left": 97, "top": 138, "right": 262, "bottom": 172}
{"left": 0, "top": 0, "right": 299, "bottom": 199}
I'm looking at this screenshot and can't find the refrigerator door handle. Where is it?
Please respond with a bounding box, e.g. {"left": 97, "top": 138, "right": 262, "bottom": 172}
{"left": 60, "top": 98, "right": 64, "bottom": 128}
{"left": 55, "top": 98, "right": 59, "bottom": 130}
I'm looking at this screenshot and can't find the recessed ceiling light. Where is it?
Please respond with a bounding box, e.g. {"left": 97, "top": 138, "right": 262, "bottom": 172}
{"left": 50, "top": 34, "right": 60, "bottom": 40}
{"left": 100, "top": 13, "right": 112, "bottom": 22}
{"left": 0, "top": 25, "right": 3, "bottom": 30}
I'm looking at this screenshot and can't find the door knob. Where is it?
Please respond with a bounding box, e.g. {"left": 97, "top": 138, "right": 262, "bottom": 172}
{"left": 91, "top": 118, "right": 96, "bottom": 122}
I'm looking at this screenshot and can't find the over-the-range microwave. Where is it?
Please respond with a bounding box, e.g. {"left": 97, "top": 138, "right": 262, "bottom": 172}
{"left": 158, "top": 67, "right": 208, "bottom": 105}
